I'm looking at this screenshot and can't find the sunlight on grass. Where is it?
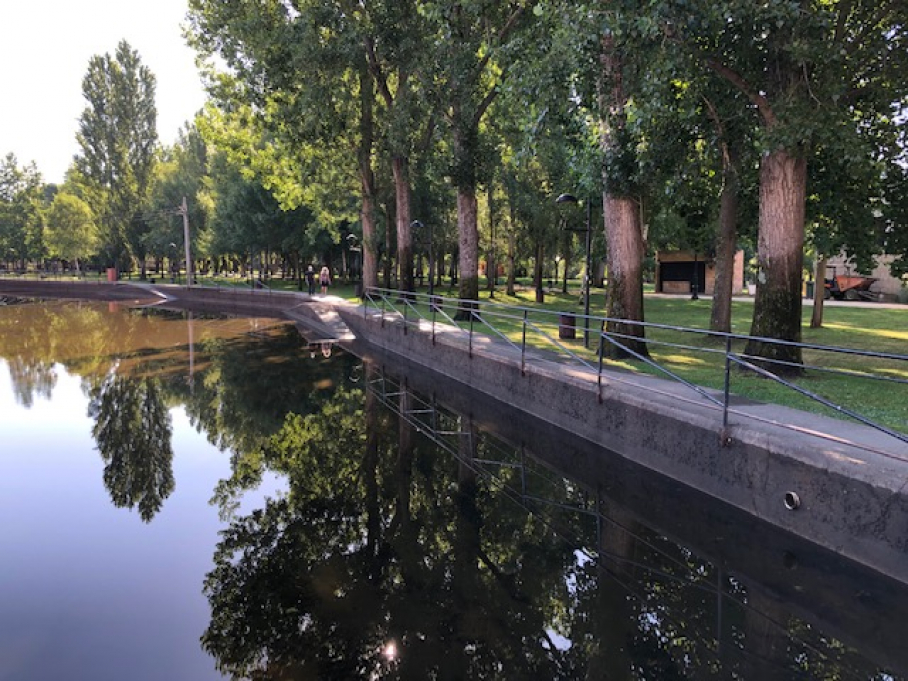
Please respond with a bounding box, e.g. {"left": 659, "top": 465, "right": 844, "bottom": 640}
{"left": 365, "top": 288, "right": 908, "bottom": 436}
{"left": 822, "top": 323, "right": 908, "bottom": 343}
{"left": 653, "top": 353, "right": 710, "bottom": 368}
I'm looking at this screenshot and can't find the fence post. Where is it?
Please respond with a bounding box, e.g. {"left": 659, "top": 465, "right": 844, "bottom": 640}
{"left": 723, "top": 335, "right": 732, "bottom": 429}
{"left": 597, "top": 323, "right": 605, "bottom": 403}
{"left": 521, "top": 309, "right": 528, "bottom": 375}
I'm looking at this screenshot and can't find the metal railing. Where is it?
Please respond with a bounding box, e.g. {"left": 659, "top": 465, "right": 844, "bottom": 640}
{"left": 363, "top": 287, "right": 908, "bottom": 449}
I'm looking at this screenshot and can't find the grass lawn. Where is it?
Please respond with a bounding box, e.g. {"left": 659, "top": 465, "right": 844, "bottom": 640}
{"left": 352, "top": 281, "right": 908, "bottom": 437}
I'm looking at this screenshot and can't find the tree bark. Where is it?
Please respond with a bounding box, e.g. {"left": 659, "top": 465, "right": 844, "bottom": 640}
{"left": 392, "top": 156, "right": 414, "bottom": 293}
{"left": 744, "top": 149, "right": 807, "bottom": 373}
{"left": 604, "top": 194, "right": 648, "bottom": 357}
{"left": 534, "top": 241, "right": 545, "bottom": 303}
{"left": 487, "top": 181, "right": 496, "bottom": 296}
{"left": 599, "top": 31, "right": 647, "bottom": 358}
{"left": 810, "top": 254, "right": 827, "bottom": 328}
{"left": 456, "top": 187, "right": 479, "bottom": 316}
{"left": 358, "top": 69, "right": 379, "bottom": 290}
{"left": 710, "top": 164, "right": 740, "bottom": 333}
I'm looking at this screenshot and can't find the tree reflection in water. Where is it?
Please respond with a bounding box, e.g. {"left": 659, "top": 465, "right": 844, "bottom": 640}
{"left": 201, "top": 366, "right": 903, "bottom": 681}
{"left": 88, "top": 372, "right": 175, "bottom": 522}
{"left": 201, "top": 377, "right": 647, "bottom": 679}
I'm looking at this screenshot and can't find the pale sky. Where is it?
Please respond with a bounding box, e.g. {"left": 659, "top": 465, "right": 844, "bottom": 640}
{"left": 0, "top": 0, "right": 209, "bottom": 185}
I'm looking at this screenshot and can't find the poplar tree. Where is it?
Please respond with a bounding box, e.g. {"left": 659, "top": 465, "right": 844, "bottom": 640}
{"left": 75, "top": 40, "right": 158, "bottom": 272}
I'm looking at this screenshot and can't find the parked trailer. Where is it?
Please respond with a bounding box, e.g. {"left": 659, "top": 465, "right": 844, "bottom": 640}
{"left": 824, "top": 273, "right": 879, "bottom": 301}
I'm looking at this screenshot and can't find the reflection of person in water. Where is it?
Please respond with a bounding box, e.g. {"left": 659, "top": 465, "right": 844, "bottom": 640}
{"left": 321, "top": 342, "right": 332, "bottom": 358}
{"left": 309, "top": 343, "right": 318, "bottom": 359}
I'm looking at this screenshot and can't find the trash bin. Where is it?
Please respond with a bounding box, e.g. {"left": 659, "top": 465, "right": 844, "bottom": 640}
{"left": 559, "top": 314, "right": 576, "bottom": 339}
{"left": 106, "top": 267, "right": 117, "bottom": 282}
{"left": 805, "top": 281, "right": 814, "bottom": 298}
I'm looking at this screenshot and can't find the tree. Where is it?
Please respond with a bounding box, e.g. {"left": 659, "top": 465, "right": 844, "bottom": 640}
{"left": 423, "top": 1, "right": 540, "bottom": 310}
{"left": 187, "top": 1, "right": 380, "bottom": 288}
{"left": 75, "top": 39, "right": 158, "bottom": 273}
{"left": 641, "top": 2, "right": 908, "bottom": 371}
{"left": 0, "top": 153, "right": 44, "bottom": 267}
{"left": 144, "top": 123, "right": 210, "bottom": 273}
{"left": 45, "top": 192, "right": 97, "bottom": 271}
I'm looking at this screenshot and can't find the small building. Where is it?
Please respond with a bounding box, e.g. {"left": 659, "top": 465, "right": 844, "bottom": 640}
{"left": 655, "top": 250, "right": 745, "bottom": 295}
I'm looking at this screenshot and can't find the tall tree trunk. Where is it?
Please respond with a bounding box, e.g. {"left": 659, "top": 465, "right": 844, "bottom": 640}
{"left": 604, "top": 194, "right": 648, "bottom": 357}
{"left": 358, "top": 69, "right": 379, "bottom": 290}
{"left": 534, "top": 241, "right": 545, "bottom": 303}
{"left": 456, "top": 187, "right": 479, "bottom": 315}
{"left": 487, "top": 181, "right": 496, "bottom": 296}
{"left": 393, "top": 156, "right": 414, "bottom": 293}
{"left": 600, "top": 31, "right": 647, "bottom": 358}
{"left": 745, "top": 149, "right": 807, "bottom": 373}
{"left": 384, "top": 198, "right": 394, "bottom": 289}
{"left": 506, "top": 182, "right": 517, "bottom": 297}
{"left": 710, "top": 164, "right": 740, "bottom": 333}
{"left": 810, "top": 254, "right": 827, "bottom": 328}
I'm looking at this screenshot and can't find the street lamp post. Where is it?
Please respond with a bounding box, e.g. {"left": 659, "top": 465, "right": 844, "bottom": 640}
{"left": 555, "top": 193, "right": 592, "bottom": 348}
{"left": 691, "top": 251, "right": 699, "bottom": 300}
{"left": 177, "top": 196, "right": 193, "bottom": 286}
{"left": 410, "top": 220, "right": 434, "bottom": 297}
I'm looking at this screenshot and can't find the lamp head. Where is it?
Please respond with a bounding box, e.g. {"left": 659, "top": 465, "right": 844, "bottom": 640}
{"left": 555, "top": 193, "right": 579, "bottom": 204}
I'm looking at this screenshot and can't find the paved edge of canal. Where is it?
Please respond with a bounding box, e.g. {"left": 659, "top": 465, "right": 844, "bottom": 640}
{"left": 3, "top": 279, "right": 907, "bottom": 584}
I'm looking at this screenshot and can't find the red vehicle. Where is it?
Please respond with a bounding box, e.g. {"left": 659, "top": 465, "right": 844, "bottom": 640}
{"left": 824, "top": 267, "right": 878, "bottom": 301}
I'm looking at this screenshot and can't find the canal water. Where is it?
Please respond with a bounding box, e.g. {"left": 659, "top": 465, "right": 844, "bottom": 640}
{"left": 0, "top": 299, "right": 904, "bottom": 680}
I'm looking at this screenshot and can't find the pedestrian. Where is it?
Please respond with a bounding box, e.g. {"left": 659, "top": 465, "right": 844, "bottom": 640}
{"left": 319, "top": 265, "right": 331, "bottom": 294}
{"left": 305, "top": 265, "right": 316, "bottom": 295}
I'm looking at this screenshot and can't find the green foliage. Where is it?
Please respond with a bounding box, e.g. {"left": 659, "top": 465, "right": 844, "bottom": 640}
{"left": 144, "top": 122, "right": 210, "bottom": 260}
{"left": 45, "top": 192, "right": 97, "bottom": 265}
{"left": 0, "top": 153, "right": 45, "bottom": 264}
{"left": 75, "top": 40, "right": 158, "bottom": 269}
{"left": 88, "top": 374, "right": 175, "bottom": 522}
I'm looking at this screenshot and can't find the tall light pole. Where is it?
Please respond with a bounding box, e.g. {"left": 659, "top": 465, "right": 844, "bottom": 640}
{"left": 177, "top": 196, "right": 193, "bottom": 286}
{"left": 556, "top": 193, "right": 592, "bottom": 348}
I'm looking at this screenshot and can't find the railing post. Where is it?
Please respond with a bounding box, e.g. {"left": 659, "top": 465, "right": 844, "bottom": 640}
{"left": 597, "top": 324, "right": 605, "bottom": 403}
{"left": 431, "top": 297, "right": 437, "bottom": 345}
{"left": 521, "top": 309, "right": 528, "bottom": 375}
{"left": 723, "top": 335, "right": 732, "bottom": 429}
{"left": 469, "top": 307, "right": 475, "bottom": 358}
{"left": 403, "top": 297, "right": 408, "bottom": 335}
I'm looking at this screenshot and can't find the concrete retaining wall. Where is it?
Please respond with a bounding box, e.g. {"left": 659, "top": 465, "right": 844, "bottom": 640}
{"left": 340, "top": 308, "right": 908, "bottom": 583}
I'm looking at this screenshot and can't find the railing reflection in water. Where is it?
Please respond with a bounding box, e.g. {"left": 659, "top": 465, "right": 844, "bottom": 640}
{"left": 366, "top": 365, "right": 906, "bottom": 679}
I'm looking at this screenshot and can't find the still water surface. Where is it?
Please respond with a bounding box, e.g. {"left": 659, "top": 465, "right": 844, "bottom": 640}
{"left": 0, "top": 299, "right": 905, "bottom": 680}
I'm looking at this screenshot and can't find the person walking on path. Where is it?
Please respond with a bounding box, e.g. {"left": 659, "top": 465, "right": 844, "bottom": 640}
{"left": 305, "top": 265, "right": 316, "bottom": 295}
{"left": 319, "top": 266, "right": 331, "bottom": 294}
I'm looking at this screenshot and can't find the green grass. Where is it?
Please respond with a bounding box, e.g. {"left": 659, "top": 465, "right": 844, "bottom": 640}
{"left": 365, "top": 282, "right": 908, "bottom": 437}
